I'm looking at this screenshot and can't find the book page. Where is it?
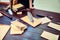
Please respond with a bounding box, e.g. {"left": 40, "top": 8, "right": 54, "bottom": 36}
{"left": 48, "top": 22, "right": 60, "bottom": 31}
{"left": 41, "top": 31, "right": 59, "bottom": 40}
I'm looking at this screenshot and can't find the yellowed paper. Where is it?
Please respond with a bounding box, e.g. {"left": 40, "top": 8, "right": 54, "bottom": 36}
{"left": 0, "top": 24, "right": 10, "bottom": 40}
{"left": 21, "top": 16, "right": 41, "bottom": 27}
{"left": 17, "top": 12, "right": 22, "bottom": 14}
{"left": 41, "top": 31, "right": 59, "bottom": 40}
{"left": 48, "top": 22, "right": 60, "bottom": 31}
{"left": 10, "top": 20, "right": 27, "bottom": 34}
{"left": 13, "top": 4, "right": 24, "bottom": 9}
{"left": 40, "top": 17, "right": 51, "bottom": 24}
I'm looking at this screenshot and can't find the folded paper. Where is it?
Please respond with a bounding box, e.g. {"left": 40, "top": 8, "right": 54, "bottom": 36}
{"left": 10, "top": 20, "right": 27, "bottom": 34}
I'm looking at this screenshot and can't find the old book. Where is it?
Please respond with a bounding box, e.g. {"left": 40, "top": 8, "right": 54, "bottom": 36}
{"left": 21, "top": 16, "right": 41, "bottom": 27}
{"left": 48, "top": 22, "right": 60, "bottom": 31}
{"left": 41, "top": 31, "right": 59, "bottom": 40}
{"left": 0, "top": 24, "right": 10, "bottom": 40}
{"left": 10, "top": 20, "right": 27, "bottom": 34}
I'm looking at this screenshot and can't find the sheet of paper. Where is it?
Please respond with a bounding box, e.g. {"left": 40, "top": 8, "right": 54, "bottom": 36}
{"left": 17, "top": 12, "right": 22, "bottom": 14}
{"left": 40, "top": 17, "right": 51, "bottom": 24}
{"left": 11, "top": 20, "right": 27, "bottom": 34}
{"left": 21, "top": 16, "right": 41, "bottom": 27}
{"left": 13, "top": 4, "right": 24, "bottom": 9}
{"left": 0, "top": 24, "right": 10, "bottom": 40}
{"left": 48, "top": 22, "right": 60, "bottom": 31}
{"left": 41, "top": 31, "right": 59, "bottom": 40}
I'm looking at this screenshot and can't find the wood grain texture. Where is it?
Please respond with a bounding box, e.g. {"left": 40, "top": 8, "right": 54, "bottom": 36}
{"left": 21, "top": 16, "right": 41, "bottom": 27}
{"left": 10, "top": 20, "right": 27, "bottom": 34}
{"left": 41, "top": 31, "right": 59, "bottom": 40}
{"left": 0, "top": 24, "right": 10, "bottom": 40}
{"left": 48, "top": 22, "right": 60, "bottom": 31}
